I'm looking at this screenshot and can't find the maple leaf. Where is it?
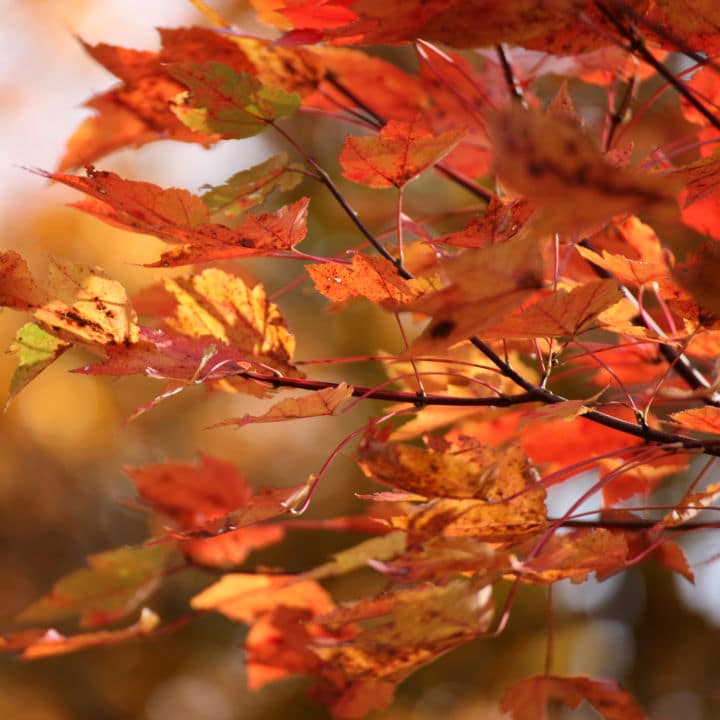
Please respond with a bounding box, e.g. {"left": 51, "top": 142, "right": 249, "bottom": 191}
{"left": 488, "top": 105, "right": 675, "bottom": 234}
{"left": 302, "top": 47, "right": 428, "bottom": 122}
{"left": 481, "top": 279, "right": 623, "bottom": 340}
{"left": 201, "top": 152, "right": 302, "bottom": 216}
{"left": 436, "top": 196, "right": 533, "bottom": 249}
{"left": 518, "top": 528, "right": 629, "bottom": 584}
{"left": 18, "top": 545, "right": 171, "bottom": 628}
{"left": 214, "top": 383, "right": 354, "bottom": 428}
{"left": 307, "top": 254, "right": 426, "bottom": 308}
{"left": 500, "top": 674, "right": 646, "bottom": 720}
{"left": 371, "top": 536, "right": 512, "bottom": 583}
{"left": 7, "top": 323, "right": 70, "bottom": 405}
{"left": 170, "top": 62, "right": 301, "bottom": 138}
{"left": 163, "top": 268, "right": 297, "bottom": 376}
{"left": 191, "top": 573, "right": 334, "bottom": 622}
{"left": 668, "top": 406, "right": 720, "bottom": 435}
{"left": 46, "top": 167, "right": 310, "bottom": 267}
{"left": 22, "top": 608, "right": 160, "bottom": 660}
{"left": 339, "top": 118, "right": 463, "bottom": 189}
{"left": 263, "top": 0, "right": 649, "bottom": 54}
{"left": 406, "top": 232, "right": 545, "bottom": 353}
{"left": 125, "top": 454, "right": 301, "bottom": 568}
{"left": 313, "top": 579, "right": 494, "bottom": 717}
{"left": 0, "top": 251, "right": 48, "bottom": 310}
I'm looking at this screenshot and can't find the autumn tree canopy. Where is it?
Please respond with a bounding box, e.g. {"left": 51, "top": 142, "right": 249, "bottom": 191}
{"left": 5, "top": 0, "right": 720, "bottom": 717}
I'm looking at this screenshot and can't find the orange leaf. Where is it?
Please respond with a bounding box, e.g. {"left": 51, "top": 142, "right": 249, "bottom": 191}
{"left": 191, "top": 574, "right": 334, "bottom": 622}
{"left": 669, "top": 406, "right": 720, "bottom": 435}
{"left": 0, "top": 251, "right": 48, "bottom": 310}
{"left": 500, "top": 674, "right": 646, "bottom": 720}
{"left": 664, "top": 480, "right": 720, "bottom": 527}
{"left": 126, "top": 453, "right": 305, "bottom": 567}
{"left": 22, "top": 609, "right": 159, "bottom": 660}
{"left": 481, "top": 279, "right": 622, "bottom": 339}
{"left": 339, "top": 118, "right": 463, "bottom": 189}
{"left": 46, "top": 167, "right": 310, "bottom": 266}
{"left": 307, "top": 254, "right": 424, "bottom": 307}
{"left": 215, "top": 383, "right": 353, "bottom": 428}
{"left": 519, "top": 528, "right": 628, "bottom": 584}
{"left": 33, "top": 257, "right": 140, "bottom": 346}
{"left": 150, "top": 198, "right": 310, "bottom": 267}
{"left": 407, "top": 232, "right": 545, "bottom": 353}
{"left": 436, "top": 196, "right": 533, "bottom": 249}
{"left": 359, "top": 435, "right": 539, "bottom": 500}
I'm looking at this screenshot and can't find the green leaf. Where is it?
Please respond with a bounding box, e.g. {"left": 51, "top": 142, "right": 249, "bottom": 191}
{"left": 7, "top": 323, "right": 70, "bottom": 407}
{"left": 169, "top": 62, "right": 301, "bottom": 139}
{"left": 307, "top": 530, "right": 407, "bottom": 580}
{"left": 202, "top": 153, "right": 303, "bottom": 217}
{"left": 18, "top": 544, "right": 173, "bottom": 628}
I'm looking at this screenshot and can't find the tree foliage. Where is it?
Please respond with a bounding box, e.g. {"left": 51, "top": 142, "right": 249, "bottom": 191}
{"left": 5, "top": 0, "right": 720, "bottom": 716}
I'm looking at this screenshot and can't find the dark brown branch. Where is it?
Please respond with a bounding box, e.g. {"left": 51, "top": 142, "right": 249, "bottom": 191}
{"left": 495, "top": 44, "right": 526, "bottom": 106}
{"left": 232, "top": 368, "right": 533, "bottom": 407}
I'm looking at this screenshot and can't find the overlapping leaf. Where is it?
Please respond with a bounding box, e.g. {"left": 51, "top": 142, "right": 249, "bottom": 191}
{"left": 126, "top": 454, "right": 300, "bottom": 568}
{"left": 45, "top": 167, "right": 309, "bottom": 266}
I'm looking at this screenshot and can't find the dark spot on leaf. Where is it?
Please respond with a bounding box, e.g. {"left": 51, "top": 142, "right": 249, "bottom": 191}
{"left": 527, "top": 162, "right": 544, "bottom": 176}
{"left": 429, "top": 319, "right": 455, "bottom": 339}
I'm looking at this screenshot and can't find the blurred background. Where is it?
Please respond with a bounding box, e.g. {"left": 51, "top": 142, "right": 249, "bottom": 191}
{"left": 2, "top": 1, "right": 720, "bottom": 718}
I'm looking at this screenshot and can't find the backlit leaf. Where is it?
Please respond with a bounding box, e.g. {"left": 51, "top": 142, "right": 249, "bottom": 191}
{"left": 33, "top": 258, "right": 139, "bottom": 346}
{"left": 7, "top": 323, "right": 70, "bottom": 405}
{"left": 307, "top": 254, "right": 425, "bottom": 307}
{"left": 481, "top": 279, "right": 623, "bottom": 339}
{"left": 669, "top": 406, "right": 720, "bottom": 435}
{"left": 339, "top": 118, "right": 463, "bottom": 189}
{"left": 170, "top": 62, "right": 301, "bottom": 138}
